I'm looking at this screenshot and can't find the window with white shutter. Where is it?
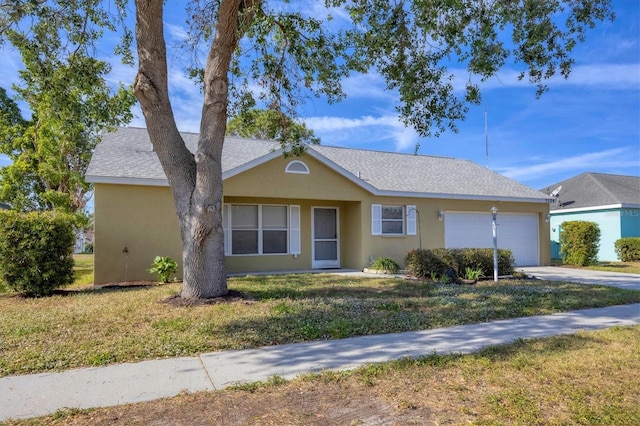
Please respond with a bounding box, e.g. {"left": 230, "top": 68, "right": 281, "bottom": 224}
{"left": 406, "top": 205, "right": 417, "bottom": 235}
{"left": 371, "top": 204, "right": 382, "bottom": 235}
{"left": 289, "top": 205, "right": 301, "bottom": 255}
{"left": 372, "top": 204, "right": 416, "bottom": 236}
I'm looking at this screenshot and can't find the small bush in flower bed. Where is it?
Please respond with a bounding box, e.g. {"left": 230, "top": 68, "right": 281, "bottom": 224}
{"left": 369, "top": 257, "right": 400, "bottom": 273}
{"left": 405, "top": 248, "right": 514, "bottom": 280}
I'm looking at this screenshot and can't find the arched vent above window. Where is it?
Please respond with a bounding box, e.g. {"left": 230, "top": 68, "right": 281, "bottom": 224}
{"left": 285, "top": 160, "right": 310, "bottom": 174}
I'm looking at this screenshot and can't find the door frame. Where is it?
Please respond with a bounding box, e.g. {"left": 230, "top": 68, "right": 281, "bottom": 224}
{"left": 311, "top": 206, "right": 340, "bottom": 269}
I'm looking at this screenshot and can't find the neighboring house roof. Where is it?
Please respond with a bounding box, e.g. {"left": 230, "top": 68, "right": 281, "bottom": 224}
{"left": 86, "top": 127, "right": 550, "bottom": 203}
{"left": 541, "top": 172, "right": 640, "bottom": 212}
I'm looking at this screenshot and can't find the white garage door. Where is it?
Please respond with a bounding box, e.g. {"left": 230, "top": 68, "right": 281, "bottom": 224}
{"left": 445, "top": 212, "right": 539, "bottom": 266}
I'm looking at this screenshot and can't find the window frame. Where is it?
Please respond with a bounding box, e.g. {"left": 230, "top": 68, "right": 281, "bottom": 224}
{"left": 225, "top": 203, "right": 300, "bottom": 256}
{"left": 381, "top": 205, "right": 404, "bottom": 236}
{"left": 371, "top": 204, "right": 417, "bottom": 236}
{"left": 285, "top": 160, "right": 310, "bottom": 174}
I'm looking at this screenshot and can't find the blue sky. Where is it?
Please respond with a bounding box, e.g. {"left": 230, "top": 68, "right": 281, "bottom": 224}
{"left": 1, "top": 0, "right": 638, "bottom": 192}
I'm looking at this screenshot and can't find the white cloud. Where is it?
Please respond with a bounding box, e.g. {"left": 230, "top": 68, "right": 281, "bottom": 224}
{"left": 451, "top": 63, "right": 640, "bottom": 93}
{"left": 498, "top": 147, "right": 637, "bottom": 180}
{"left": 165, "top": 22, "right": 188, "bottom": 42}
{"left": 341, "top": 72, "right": 396, "bottom": 100}
{"left": 306, "top": 114, "right": 420, "bottom": 151}
{"left": 559, "top": 63, "right": 640, "bottom": 88}
{"left": 306, "top": 115, "right": 390, "bottom": 131}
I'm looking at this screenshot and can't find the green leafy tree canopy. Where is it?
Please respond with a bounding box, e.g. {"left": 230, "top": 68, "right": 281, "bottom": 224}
{"left": 226, "top": 108, "right": 320, "bottom": 155}
{"left": 0, "top": 1, "right": 136, "bottom": 216}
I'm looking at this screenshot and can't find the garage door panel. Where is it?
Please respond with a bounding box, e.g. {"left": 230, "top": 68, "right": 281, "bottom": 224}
{"left": 445, "top": 212, "right": 539, "bottom": 266}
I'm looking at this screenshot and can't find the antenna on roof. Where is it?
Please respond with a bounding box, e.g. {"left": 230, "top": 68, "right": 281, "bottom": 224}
{"left": 550, "top": 185, "right": 562, "bottom": 206}
{"left": 484, "top": 108, "right": 489, "bottom": 168}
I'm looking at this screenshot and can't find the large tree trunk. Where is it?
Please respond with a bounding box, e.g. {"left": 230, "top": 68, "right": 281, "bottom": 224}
{"left": 132, "top": 0, "right": 248, "bottom": 299}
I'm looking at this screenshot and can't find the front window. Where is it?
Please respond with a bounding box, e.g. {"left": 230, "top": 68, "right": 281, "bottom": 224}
{"left": 382, "top": 205, "right": 404, "bottom": 235}
{"left": 261, "top": 205, "right": 288, "bottom": 253}
{"left": 230, "top": 204, "right": 288, "bottom": 255}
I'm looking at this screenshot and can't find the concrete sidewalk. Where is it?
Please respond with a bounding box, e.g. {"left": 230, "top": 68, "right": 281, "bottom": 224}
{"left": 1, "top": 303, "right": 638, "bottom": 421}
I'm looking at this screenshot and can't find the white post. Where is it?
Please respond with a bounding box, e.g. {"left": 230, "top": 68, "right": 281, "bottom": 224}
{"left": 491, "top": 206, "right": 498, "bottom": 282}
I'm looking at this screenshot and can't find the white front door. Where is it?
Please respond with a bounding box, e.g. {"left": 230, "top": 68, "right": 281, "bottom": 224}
{"left": 312, "top": 207, "right": 340, "bottom": 268}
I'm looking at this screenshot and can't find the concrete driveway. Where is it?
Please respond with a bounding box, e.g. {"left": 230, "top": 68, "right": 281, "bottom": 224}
{"left": 520, "top": 266, "right": 640, "bottom": 291}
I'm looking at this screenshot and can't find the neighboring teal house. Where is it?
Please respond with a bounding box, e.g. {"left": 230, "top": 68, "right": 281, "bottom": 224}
{"left": 541, "top": 173, "right": 640, "bottom": 261}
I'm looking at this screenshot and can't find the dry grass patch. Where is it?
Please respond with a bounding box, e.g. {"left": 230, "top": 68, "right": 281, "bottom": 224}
{"left": 9, "top": 326, "right": 640, "bottom": 425}
{"left": 1, "top": 274, "right": 639, "bottom": 377}
{"left": 584, "top": 261, "right": 640, "bottom": 274}
{"left": 552, "top": 260, "right": 640, "bottom": 274}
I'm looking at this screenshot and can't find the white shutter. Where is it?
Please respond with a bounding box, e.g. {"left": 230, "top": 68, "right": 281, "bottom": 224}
{"left": 289, "top": 205, "right": 301, "bottom": 254}
{"left": 406, "top": 205, "right": 417, "bottom": 235}
{"left": 371, "top": 204, "right": 382, "bottom": 235}
{"left": 223, "top": 204, "right": 230, "bottom": 255}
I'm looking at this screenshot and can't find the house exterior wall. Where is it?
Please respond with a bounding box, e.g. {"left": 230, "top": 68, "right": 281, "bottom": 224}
{"left": 223, "top": 154, "right": 367, "bottom": 201}
{"left": 620, "top": 208, "right": 640, "bottom": 238}
{"left": 549, "top": 208, "right": 632, "bottom": 262}
{"left": 92, "top": 155, "right": 550, "bottom": 284}
{"left": 93, "top": 183, "right": 183, "bottom": 284}
{"left": 222, "top": 197, "right": 363, "bottom": 273}
{"left": 356, "top": 197, "right": 550, "bottom": 269}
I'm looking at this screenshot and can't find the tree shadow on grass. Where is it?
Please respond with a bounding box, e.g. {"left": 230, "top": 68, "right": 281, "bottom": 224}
{"left": 230, "top": 275, "right": 438, "bottom": 301}
{"left": 43, "top": 281, "right": 172, "bottom": 297}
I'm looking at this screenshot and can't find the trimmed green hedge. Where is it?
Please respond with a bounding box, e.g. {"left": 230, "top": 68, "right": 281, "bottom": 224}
{"left": 614, "top": 237, "right": 640, "bottom": 262}
{"left": 0, "top": 211, "right": 75, "bottom": 296}
{"left": 560, "top": 221, "right": 600, "bottom": 266}
{"left": 405, "top": 248, "right": 515, "bottom": 279}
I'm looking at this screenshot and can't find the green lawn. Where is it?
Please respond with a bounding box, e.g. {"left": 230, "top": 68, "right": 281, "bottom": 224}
{"left": 71, "top": 254, "right": 95, "bottom": 288}
{"left": 584, "top": 261, "right": 640, "bottom": 274}
{"left": 1, "top": 263, "right": 639, "bottom": 377}
{"left": 552, "top": 260, "right": 640, "bottom": 274}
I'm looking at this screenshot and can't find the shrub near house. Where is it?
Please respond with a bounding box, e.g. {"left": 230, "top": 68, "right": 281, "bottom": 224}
{"left": 0, "top": 211, "right": 75, "bottom": 296}
{"left": 614, "top": 237, "right": 640, "bottom": 262}
{"left": 405, "top": 248, "right": 514, "bottom": 280}
{"left": 560, "top": 221, "right": 600, "bottom": 266}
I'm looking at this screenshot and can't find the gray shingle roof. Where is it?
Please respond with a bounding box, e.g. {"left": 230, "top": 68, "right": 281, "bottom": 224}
{"left": 86, "top": 127, "right": 280, "bottom": 183}
{"left": 311, "top": 145, "right": 546, "bottom": 199}
{"left": 541, "top": 172, "right": 640, "bottom": 210}
{"left": 87, "top": 127, "right": 549, "bottom": 202}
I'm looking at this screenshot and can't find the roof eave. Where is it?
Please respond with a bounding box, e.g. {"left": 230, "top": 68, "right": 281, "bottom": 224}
{"left": 550, "top": 203, "right": 640, "bottom": 214}
{"left": 85, "top": 175, "right": 169, "bottom": 187}
{"left": 373, "top": 190, "right": 550, "bottom": 203}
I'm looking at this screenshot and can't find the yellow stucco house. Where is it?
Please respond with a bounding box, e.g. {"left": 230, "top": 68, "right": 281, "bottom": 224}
{"left": 86, "top": 127, "right": 551, "bottom": 284}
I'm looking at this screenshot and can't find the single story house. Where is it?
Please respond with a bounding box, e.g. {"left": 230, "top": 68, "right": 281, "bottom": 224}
{"left": 541, "top": 172, "right": 640, "bottom": 261}
{"left": 86, "top": 127, "right": 551, "bottom": 284}
{"left": 74, "top": 229, "right": 94, "bottom": 254}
